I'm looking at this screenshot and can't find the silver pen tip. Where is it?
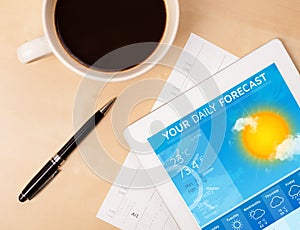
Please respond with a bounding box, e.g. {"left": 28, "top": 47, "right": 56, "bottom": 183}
{"left": 99, "top": 97, "right": 117, "bottom": 115}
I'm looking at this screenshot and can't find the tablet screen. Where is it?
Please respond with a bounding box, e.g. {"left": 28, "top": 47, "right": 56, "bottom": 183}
{"left": 147, "top": 63, "right": 300, "bottom": 229}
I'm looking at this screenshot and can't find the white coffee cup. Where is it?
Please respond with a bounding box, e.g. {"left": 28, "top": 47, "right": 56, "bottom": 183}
{"left": 17, "top": 0, "right": 179, "bottom": 82}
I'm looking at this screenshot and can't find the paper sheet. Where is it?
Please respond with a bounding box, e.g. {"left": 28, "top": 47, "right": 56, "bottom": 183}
{"left": 97, "top": 33, "right": 238, "bottom": 230}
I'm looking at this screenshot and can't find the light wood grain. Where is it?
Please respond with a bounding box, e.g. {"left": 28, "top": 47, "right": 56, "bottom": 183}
{"left": 1, "top": 0, "right": 299, "bottom": 229}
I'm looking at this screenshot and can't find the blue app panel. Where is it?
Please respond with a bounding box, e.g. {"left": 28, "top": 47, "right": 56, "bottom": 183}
{"left": 203, "top": 169, "right": 300, "bottom": 230}
{"left": 221, "top": 208, "right": 252, "bottom": 230}
{"left": 240, "top": 198, "right": 274, "bottom": 229}
{"left": 279, "top": 171, "right": 300, "bottom": 210}
{"left": 201, "top": 219, "right": 225, "bottom": 230}
{"left": 261, "top": 185, "right": 293, "bottom": 220}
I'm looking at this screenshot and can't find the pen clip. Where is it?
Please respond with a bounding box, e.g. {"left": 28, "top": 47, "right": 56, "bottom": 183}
{"left": 28, "top": 169, "right": 60, "bottom": 200}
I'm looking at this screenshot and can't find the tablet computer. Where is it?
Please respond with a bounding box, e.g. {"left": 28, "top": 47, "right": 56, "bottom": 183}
{"left": 124, "top": 39, "right": 300, "bottom": 229}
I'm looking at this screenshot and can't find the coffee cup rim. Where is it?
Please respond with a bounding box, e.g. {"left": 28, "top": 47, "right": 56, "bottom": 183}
{"left": 42, "top": 0, "right": 179, "bottom": 82}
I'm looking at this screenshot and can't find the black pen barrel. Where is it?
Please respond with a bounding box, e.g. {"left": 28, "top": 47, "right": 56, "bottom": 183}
{"left": 18, "top": 98, "right": 116, "bottom": 202}
{"left": 58, "top": 110, "right": 104, "bottom": 159}
{"left": 19, "top": 111, "right": 104, "bottom": 202}
{"left": 19, "top": 160, "right": 59, "bottom": 202}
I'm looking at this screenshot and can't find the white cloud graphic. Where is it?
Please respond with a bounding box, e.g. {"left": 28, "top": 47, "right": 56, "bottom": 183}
{"left": 288, "top": 184, "right": 300, "bottom": 198}
{"left": 249, "top": 209, "right": 265, "bottom": 220}
{"left": 273, "top": 134, "right": 300, "bottom": 161}
{"left": 270, "top": 196, "right": 284, "bottom": 208}
{"left": 232, "top": 116, "right": 258, "bottom": 132}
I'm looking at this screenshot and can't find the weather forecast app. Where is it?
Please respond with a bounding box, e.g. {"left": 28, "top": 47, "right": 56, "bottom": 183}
{"left": 148, "top": 63, "right": 300, "bottom": 229}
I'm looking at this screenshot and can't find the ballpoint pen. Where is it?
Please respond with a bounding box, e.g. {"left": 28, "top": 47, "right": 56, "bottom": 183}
{"left": 18, "top": 97, "right": 116, "bottom": 202}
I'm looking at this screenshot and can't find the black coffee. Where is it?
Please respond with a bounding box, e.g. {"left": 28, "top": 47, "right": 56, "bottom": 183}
{"left": 55, "top": 0, "right": 166, "bottom": 72}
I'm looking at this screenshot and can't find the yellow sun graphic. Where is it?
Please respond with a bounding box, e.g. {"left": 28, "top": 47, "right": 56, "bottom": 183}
{"left": 242, "top": 112, "right": 290, "bottom": 160}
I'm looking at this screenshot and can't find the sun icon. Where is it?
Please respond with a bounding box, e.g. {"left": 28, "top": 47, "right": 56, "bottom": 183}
{"left": 241, "top": 111, "right": 290, "bottom": 160}
{"left": 231, "top": 219, "right": 243, "bottom": 230}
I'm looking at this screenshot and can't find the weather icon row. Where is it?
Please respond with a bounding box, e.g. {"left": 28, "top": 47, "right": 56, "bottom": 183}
{"left": 203, "top": 169, "right": 300, "bottom": 230}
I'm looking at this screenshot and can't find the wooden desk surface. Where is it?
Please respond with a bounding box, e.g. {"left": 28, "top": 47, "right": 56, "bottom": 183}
{"left": 1, "top": 0, "right": 299, "bottom": 229}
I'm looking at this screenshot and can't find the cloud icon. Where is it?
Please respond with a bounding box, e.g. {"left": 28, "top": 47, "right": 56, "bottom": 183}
{"left": 232, "top": 116, "right": 258, "bottom": 132}
{"left": 273, "top": 134, "right": 300, "bottom": 161}
{"left": 249, "top": 209, "right": 265, "bottom": 220}
{"left": 288, "top": 185, "right": 300, "bottom": 198}
{"left": 270, "top": 196, "right": 284, "bottom": 208}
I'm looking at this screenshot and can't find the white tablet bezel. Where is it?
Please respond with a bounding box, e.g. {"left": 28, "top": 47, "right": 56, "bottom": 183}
{"left": 124, "top": 39, "right": 300, "bottom": 229}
